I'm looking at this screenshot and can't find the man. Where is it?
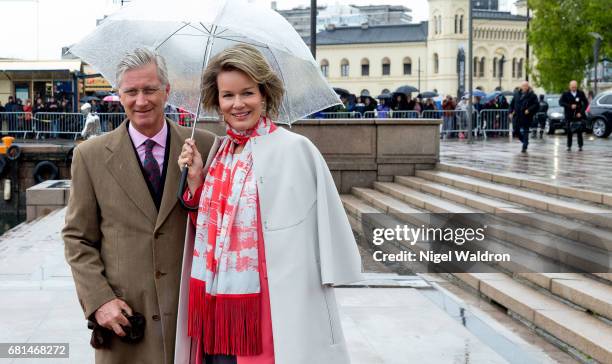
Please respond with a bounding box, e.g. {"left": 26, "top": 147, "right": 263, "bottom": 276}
{"left": 509, "top": 81, "right": 539, "bottom": 152}
{"left": 559, "top": 80, "right": 588, "bottom": 151}
{"left": 63, "top": 48, "right": 215, "bottom": 364}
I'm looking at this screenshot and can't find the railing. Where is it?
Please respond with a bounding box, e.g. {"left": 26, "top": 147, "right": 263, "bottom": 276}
{"left": 0, "top": 109, "right": 538, "bottom": 140}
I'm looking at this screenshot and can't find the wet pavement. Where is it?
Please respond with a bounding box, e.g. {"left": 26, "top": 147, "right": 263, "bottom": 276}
{"left": 0, "top": 208, "right": 579, "bottom": 363}
{"left": 441, "top": 134, "right": 612, "bottom": 193}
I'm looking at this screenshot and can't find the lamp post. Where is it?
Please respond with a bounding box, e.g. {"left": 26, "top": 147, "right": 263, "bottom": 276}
{"left": 589, "top": 32, "right": 603, "bottom": 96}
{"left": 310, "top": 0, "right": 317, "bottom": 58}
{"left": 467, "top": 0, "right": 473, "bottom": 143}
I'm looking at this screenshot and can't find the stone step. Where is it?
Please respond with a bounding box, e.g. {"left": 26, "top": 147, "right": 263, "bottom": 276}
{"left": 373, "top": 181, "right": 610, "bottom": 274}
{"left": 346, "top": 188, "right": 612, "bottom": 320}
{"left": 414, "top": 169, "right": 612, "bottom": 230}
{"left": 453, "top": 272, "right": 612, "bottom": 364}
{"left": 396, "top": 174, "right": 612, "bottom": 252}
{"left": 343, "top": 192, "right": 612, "bottom": 361}
{"left": 438, "top": 162, "right": 612, "bottom": 208}
{"left": 518, "top": 273, "right": 612, "bottom": 320}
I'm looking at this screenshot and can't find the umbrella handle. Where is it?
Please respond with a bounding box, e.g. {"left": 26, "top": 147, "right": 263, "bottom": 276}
{"left": 177, "top": 166, "right": 199, "bottom": 211}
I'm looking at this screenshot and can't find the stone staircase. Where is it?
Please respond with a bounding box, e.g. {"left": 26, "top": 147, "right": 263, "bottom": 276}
{"left": 341, "top": 163, "right": 612, "bottom": 363}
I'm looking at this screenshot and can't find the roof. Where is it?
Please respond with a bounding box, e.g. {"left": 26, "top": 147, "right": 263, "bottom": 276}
{"left": 474, "top": 10, "right": 527, "bottom": 21}
{"left": 0, "top": 59, "right": 81, "bottom": 72}
{"left": 304, "top": 22, "right": 428, "bottom": 45}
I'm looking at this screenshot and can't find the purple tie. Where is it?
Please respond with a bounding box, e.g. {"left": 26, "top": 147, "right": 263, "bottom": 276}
{"left": 143, "top": 139, "right": 161, "bottom": 195}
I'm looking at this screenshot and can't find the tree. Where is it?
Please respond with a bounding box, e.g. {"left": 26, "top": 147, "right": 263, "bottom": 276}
{"left": 528, "top": 0, "right": 612, "bottom": 93}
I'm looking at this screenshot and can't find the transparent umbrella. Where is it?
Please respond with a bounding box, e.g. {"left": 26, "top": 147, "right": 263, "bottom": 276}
{"left": 69, "top": 0, "right": 340, "bottom": 125}
{"left": 70, "top": 0, "right": 341, "bottom": 210}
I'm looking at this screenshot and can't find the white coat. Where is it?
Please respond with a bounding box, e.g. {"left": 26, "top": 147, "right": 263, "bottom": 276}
{"left": 175, "top": 127, "right": 363, "bottom": 364}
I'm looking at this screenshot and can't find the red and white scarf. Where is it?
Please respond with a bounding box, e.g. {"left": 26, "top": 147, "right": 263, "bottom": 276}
{"left": 189, "top": 116, "right": 277, "bottom": 356}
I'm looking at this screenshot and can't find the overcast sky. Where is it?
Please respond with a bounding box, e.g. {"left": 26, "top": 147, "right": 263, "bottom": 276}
{"left": 0, "top": 0, "right": 510, "bottom": 60}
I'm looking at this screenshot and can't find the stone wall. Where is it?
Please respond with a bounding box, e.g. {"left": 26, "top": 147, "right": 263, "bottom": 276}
{"left": 199, "top": 118, "right": 441, "bottom": 193}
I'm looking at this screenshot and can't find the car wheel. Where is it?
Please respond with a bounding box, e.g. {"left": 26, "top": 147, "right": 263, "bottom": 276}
{"left": 592, "top": 118, "right": 611, "bottom": 138}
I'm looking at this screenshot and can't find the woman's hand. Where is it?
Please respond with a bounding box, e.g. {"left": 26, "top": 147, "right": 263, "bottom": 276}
{"left": 178, "top": 138, "right": 204, "bottom": 195}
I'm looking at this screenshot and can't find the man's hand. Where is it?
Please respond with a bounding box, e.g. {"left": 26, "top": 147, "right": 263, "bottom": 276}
{"left": 571, "top": 104, "right": 577, "bottom": 109}
{"left": 524, "top": 110, "right": 529, "bottom": 115}
{"left": 576, "top": 113, "right": 581, "bottom": 118}
{"left": 94, "top": 298, "right": 133, "bottom": 337}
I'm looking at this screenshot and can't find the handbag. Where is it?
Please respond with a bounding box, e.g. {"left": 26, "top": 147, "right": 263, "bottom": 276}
{"left": 569, "top": 121, "right": 584, "bottom": 133}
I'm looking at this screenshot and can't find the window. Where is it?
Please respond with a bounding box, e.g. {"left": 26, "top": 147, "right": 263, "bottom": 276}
{"left": 320, "top": 59, "right": 329, "bottom": 77}
{"left": 479, "top": 57, "right": 485, "bottom": 78}
{"left": 599, "top": 95, "right": 612, "bottom": 105}
{"left": 382, "top": 57, "right": 391, "bottom": 76}
{"left": 512, "top": 58, "right": 517, "bottom": 78}
{"left": 459, "top": 15, "right": 464, "bottom": 34}
{"left": 455, "top": 15, "right": 458, "bottom": 34}
{"left": 493, "top": 57, "right": 498, "bottom": 77}
{"left": 361, "top": 58, "right": 370, "bottom": 76}
{"left": 498, "top": 57, "right": 505, "bottom": 78}
{"left": 340, "top": 59, "right": 349, "bottom": 77}
{"left": 473, "top": 57, "right": 479, "bottom": 77}
{"left": 403, "top": 57, "right": 412, "bottom": 75}
{"left": 434, "top": 53, "right": 439, "bottom": 74}
{"left": 381, "top": 88, "right": 390, "bottom": 94}
{"left": 518, "top": 58, "right": 524, "bottom": 79}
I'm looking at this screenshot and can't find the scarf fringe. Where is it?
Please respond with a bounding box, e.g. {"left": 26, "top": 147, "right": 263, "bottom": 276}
{"left": 189, "top": 278, "right": 262, "bottom": 356}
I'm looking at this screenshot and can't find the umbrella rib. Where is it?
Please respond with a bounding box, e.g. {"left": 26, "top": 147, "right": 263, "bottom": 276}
{"left": 185, "top": 22, "right": 210, "bottom": 35}
{"left": 265, "top": 49, "right": 290, "bottom": 123}
{"left": 155, "top": 22, "right": 193, "bottom": 49}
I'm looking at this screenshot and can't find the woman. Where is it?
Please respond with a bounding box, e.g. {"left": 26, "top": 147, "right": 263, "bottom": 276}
{"left": 176, "top": 44, "right": 362, "bottom": 364}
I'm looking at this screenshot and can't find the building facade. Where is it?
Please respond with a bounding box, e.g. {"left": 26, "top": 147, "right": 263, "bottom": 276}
{"left": 310, "top": 0, "right": 534, "bottom": 98}
{"left": 277, "top": 3, "right": 412, "bottom": 37}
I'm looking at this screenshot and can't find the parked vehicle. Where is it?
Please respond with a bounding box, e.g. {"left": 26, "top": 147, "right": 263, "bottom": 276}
{"left": 544, "top": 94, "right": 565, "bottom": 134}
{"left": 586, "top": 90, "right": 612, "bottom": 138}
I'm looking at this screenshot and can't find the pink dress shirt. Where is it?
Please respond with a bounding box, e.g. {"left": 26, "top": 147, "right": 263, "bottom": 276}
{"left": 128, "top": 122, "right": 167, "bottom": 174}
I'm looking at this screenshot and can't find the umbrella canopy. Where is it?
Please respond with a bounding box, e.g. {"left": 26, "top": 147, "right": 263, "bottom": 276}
{"left": 333, "top": 87, "right": 351, "bottom": 97}
{"left": 70, "top": 0, "right": 340, "bottom": 124}
{"left": 80, "top": 96, "right": 100, "bottom": 102}
{"left": 500, "top": 90, "right": 514, "bottom": 97}
{"left": 466, "top": 90, "right": 487, "bottom": 98}
{"left": 418, "top": 91, "right": 438, "bottom": 99}
{"left": 395, "top": 85, "right": 418, "bottom": 94}
{"left": 103, "top": 95, "right": 121, "bottom": 102}
{"left": 377, "top": 93, "right": 392, "bottom": 100}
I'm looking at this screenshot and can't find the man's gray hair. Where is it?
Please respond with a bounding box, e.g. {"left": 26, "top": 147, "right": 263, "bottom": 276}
{"left": 115, "top": 48, "right": 169, "bottom": 88}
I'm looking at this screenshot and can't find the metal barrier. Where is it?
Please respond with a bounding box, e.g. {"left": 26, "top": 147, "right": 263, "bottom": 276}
{"left": 315, "top": 111, "right": 362, "bottom": 119}
{"left": 390, "top": 110, "right": 420, "bottom": 119}
{"left": 363, "top": 110, "right": 392, "bottom": 118}
{"left": 479, "top": 109, "right": 511, "bottom": 137}
{"left": 1, "top": 110, "right": 537, "bottom": 141}
{"left": 98, "top": 113, "right": 126, "bottom": 132}
{"left": 0, "top": 112, "right": 34, "bottom": 138}
{"left": 33, "top": 113, "right": 84, "bottom": 139}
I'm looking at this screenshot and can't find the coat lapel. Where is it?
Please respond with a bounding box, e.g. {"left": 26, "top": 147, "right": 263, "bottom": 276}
{"left": 105, "top": 121, "right": 157, "bottom": 225}
{"left": 155, "top": 120, "right": 182, "bottom": 232}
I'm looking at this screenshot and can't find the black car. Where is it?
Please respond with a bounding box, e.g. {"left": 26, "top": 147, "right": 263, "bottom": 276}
{"left": 544, "top": 94, "right": 565, "bottom": 134}
{"left": 586, "top": 91, "right": 612, "bottom": 138}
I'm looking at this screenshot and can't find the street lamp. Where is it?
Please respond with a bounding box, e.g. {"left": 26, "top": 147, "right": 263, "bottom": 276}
{"left": 589, "top": 32, "right": 603, "bottom": 96}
